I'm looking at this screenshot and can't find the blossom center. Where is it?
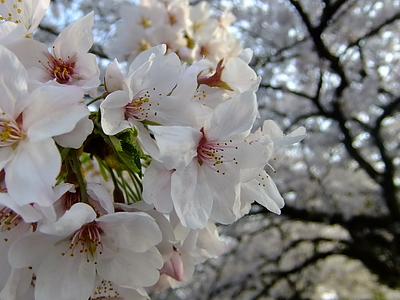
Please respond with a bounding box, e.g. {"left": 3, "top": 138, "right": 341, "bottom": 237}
{"left": 197, "top": 129, "right": 235, "bottom": 172}
{"left": 0, "top": 113, "right": 24, "bottom": 147}
{"left": 125, "top": 89, "right": 159, "bottom": 121}
{"left": 39, "top": 50, "right": 76, "bottom": 84}
{"left": 91, "top": 280, "right": 122, "bottom": 300}
{"left": 63, "top": 221, "right": 103, "bottom": 262}
{"left": 0, "top": 207, "right": 23, "bottom": 233}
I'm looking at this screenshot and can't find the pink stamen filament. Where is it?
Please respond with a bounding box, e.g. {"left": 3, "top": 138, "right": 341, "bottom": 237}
{"left": 125, "top": 90, "right": 152, "bottom": 121}
{"left": 39, "top": 51, "right": 75, "bottom": 84}
{"left": 197, "top": 129, "right": 235, "bottom": 172}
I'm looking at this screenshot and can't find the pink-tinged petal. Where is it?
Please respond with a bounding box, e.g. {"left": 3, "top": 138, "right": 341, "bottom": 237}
{"left": 5, "top": 138, "right": 59, "bottom": 207}
{"left": 142, "top": 160, "right": 174, "bottom": 213}
{"left": 39, "top": 203, "right": 96, "bottom": 236}
{"left": 171, "top": 160, "right": 212, "bottom": 229}
{"left": 100, "top": 90, "right": 132, "bottom": 136}
{"left": 160, "top": 250, "right": 184, "bottom": 281}
{"left": 0, "top": 45, "right": 29, "bottom": 117}
{"left": 99, "top": 212, "right": 162, "bottom": 252}
{"left": 54, "top": 116, "right": 93, "bottom": 149}
{"left": 205, "top": 91, "right": 258, "bottom": 141}
{"left": 149, "top": 125, "right": 201, "bottom": 170}
{"left": 35, "top": 244, "right": 96, "bottom": 300}
{"left": 97, "top": 246, "right": 163, "bottom": 288}
{"left": 52, "top": 12, "right": 94, "bottom": 58}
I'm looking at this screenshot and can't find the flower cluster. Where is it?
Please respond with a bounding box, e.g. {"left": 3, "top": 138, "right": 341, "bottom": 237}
{"left": 0, "top": 0, "right": 305, "bottom": 300}
{"left": 105, "top": 0, "right": 243, "bottom": 64}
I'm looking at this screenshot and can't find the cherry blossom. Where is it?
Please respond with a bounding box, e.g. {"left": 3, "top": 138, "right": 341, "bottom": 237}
{"left": 0, "top": 1, "right": 309, "bottom": 298}
{"left": 0, "top": 0, "right": 50, "bottom": 36}
{"left": 144, "top": 91, "right": 266, "bottom": 228}
{"left": 0, "top": 45, "right": 90, "bottom": 208}
{"left": 9, "top": 203, "right": 163, "bottom": 300}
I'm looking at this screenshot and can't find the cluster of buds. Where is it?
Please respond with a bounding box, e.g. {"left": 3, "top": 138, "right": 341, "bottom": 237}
{"left": 0, "top": 0, "right": 305, "bottom": 300}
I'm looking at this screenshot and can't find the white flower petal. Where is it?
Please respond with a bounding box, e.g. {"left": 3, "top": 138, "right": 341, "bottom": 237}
{"left": 35, "top": 244, "right": 96, "bottom": 300}
{"left": 8, "top": 232, "right": 56, "bottom": 268}
{"left": 100, "top": 90, "right": 131, "bottom": 136}
{"left": 142, "top": 160, "right": 174, "bottom": 213}
{"left": 0, "top": 45, "right": 29, "bottom": 117}
{"left": 0, "top": 193, "right": 42, "bottom": 223}
{"left": 99, "top": 212, "right": 162, "bottom": 252}
{"left": 23, "top": 85, "right": 87, "bottom": 141}
{"left": 5, "top": 138, "right": 60, "bottom": 207}
{"left": 97, "top": 246, "right": 162, "bottom": 288}
{"left": 241, "top": 175, "right": 284, "bottom": 214}
{"left": 54, "top": 116, "right": 93, "bottom": 149}
{"left": 39, "top": 203, "right": 96, "bottom": 236}
{"left": 149, "top": 125, "right": 201, "bottom": 170}
{"left": 205, "top": 91, "right": 258, "bottom": 141}
{"left": 171, "top": 160, "right": 212, "bottom": 229}
{"left": 52, "top": 12, "right": 94, "bottom": 58}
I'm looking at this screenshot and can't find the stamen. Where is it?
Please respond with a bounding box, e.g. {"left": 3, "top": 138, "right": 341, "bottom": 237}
{"left": 39, "top": 50, "right": 75, "bottom": 84}
{"left": 62, "top": 222, "right": 103, "bottom": 263}
{"left": 91, "top": 280, "right": 121, "bottom": 299}
{"left": 125, "top": 89, "right": 159, "bottom": 121}
{"left": 0, "top": 207, "right": 23, "bottom": 233}
{"left": 0, "top": 113, "right": 24, "bottom": 147}
{"left": 197, "top": 128, "right": 235, "bottom": 173}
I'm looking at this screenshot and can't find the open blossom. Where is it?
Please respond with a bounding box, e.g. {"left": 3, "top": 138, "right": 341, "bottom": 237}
{"left": 0, "top": 45, "right": 90, "bottom": 208}
{"left": 100, "top": 45, "right": 199, "bottom": 136}
{"left": 12, "top": 12, "right": 100, "bottom": 94}
{"left": 143, "top": 91, "right": 266, "bottom": 228}
{"left": 9, "top": 203, "right": 163, "bottom": 300}
{"left": 0, "top": 0, "right": 50, "bottom": 36}
{"left": 239, "top": 120, "right": 306, "bottom": 216}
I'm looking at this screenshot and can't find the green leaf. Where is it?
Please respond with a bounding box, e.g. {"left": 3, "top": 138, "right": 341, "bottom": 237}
{"left": 114, "top": 129, "right": 143, "bottom": 176}
{"left": 109, "top": 135, "right": 123, "bottom": 151}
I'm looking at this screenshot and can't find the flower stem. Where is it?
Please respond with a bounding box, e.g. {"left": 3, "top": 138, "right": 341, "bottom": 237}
{"left": 71, "top": 150, "right": 89, "bottom": 204}
{"left": 86, "top": 95, "right": 104, "bottom": 106}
